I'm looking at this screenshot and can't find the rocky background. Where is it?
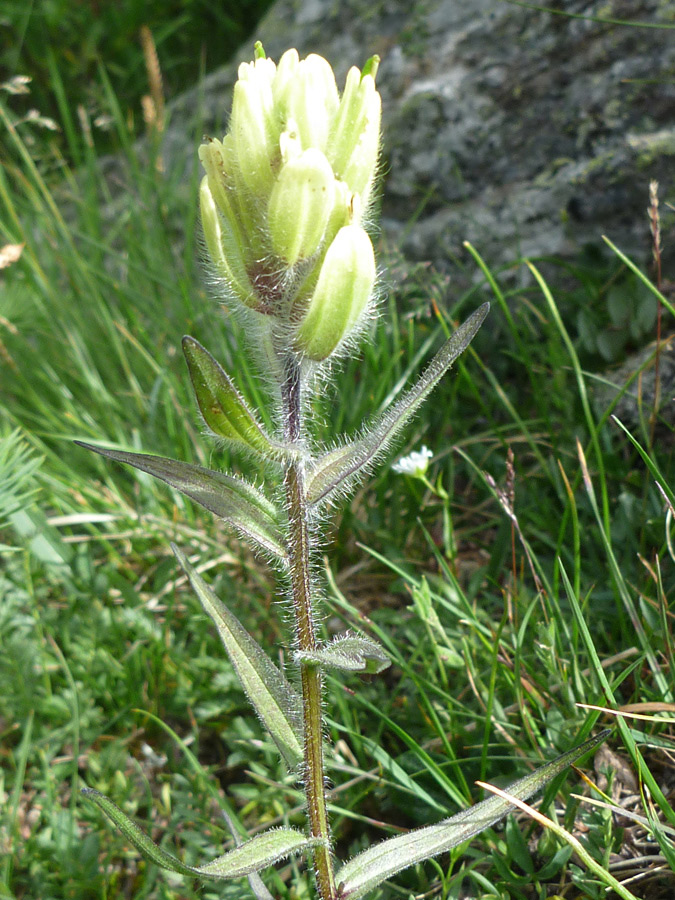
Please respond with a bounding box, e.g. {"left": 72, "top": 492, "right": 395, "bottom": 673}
{"left": 161, "top": 0, "right": 674, "bottom": 281}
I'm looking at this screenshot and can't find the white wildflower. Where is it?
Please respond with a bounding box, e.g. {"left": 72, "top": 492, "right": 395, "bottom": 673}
{"left": 392, "top": 445, "right": 433, "bottom": 478}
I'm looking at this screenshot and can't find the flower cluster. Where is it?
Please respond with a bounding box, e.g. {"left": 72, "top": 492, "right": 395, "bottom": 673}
{"left": 199, "top": 43, "right": 381, "bottom": 361}
{"left": 80, "top": 41, "right": 499, "bottom": 900}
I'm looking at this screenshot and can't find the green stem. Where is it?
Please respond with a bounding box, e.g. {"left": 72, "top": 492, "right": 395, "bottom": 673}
{"left": 282, "top": 356, "right": 336, "bottom": 900}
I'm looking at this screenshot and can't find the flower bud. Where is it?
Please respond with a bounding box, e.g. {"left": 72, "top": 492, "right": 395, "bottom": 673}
{"left": 230, "top": 77, "right": 276, "bottom": 196}
{"left": 268, "top": 148, "right": 335, "bottom": 265}
{"left": 295, "top": 224, "right": 375, "bottom": 361}
{"left": 272, "top": 47, "right": 299, "bottom": 101}
{"left": 199, "top": 177, "right": 255, "bottom": 307}
{"left": 332, "top": 178, "right": 358, "bottom": 230}
{"left": 327, "top": 66, "right": 381, "bottom": 205}
{"left": 199, "top": 138, "right": 235, "bottom": 222}
{"left": 275, "top": 53, "right": 339, "bottom": 152}
{"left": 285, "top": 183, "right": 354, "bottom": 322}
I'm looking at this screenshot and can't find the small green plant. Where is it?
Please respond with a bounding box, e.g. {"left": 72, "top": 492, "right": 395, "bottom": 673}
{"left": 77, "top": 43, "right": 608, "bottom": 899}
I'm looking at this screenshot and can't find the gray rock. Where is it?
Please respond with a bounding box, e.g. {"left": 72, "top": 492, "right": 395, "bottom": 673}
{"left": 595, "top": 334, "right": 675, "bottom": 435}
{"left": 159, "top": 0, "right": 674, "bottom": 280}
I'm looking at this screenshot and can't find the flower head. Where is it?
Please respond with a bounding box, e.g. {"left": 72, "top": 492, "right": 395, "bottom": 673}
{"left": 199, "top": 42, "right": 381, "bottom": 361}
{"left": 392, "top": 446, "right": 433, "bottom": 478}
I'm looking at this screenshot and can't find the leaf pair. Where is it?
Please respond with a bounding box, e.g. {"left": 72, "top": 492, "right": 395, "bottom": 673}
{"left": 77, "top": 305, "right": 488, "bottom": 565}
{"left": 82, "top": 731, "right": 610, "bottom": 891}
{"left": 80, "top": 548, "right": 394, "bottom": 885}
{"left": 183, "top": 303, "right": 490, "bottom": 504}
{"left": 183, "top": 304, "right": 489, "bottom": 512}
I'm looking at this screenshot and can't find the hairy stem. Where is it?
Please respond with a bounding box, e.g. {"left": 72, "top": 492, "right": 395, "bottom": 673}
{"left": 282, "top": 356, "right": 336, "bottom": 900}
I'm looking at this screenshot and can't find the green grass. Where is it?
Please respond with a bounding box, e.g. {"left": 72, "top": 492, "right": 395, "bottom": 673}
{"left": 2, "top": 0, "right": 276, "bottom": 166}
{"left": 1, "top": 43, "right": 675, "bottom": 900}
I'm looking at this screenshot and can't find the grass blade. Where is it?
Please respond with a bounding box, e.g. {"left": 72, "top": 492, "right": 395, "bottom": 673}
{"left": 477, "top": 783, "right": 640, "bottom": 900}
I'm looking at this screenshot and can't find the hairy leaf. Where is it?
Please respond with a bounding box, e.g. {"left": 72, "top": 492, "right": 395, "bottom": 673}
{"left": 336, "top": 730, "right": 610, "bottom": 900}
{"left": 296, "top": 634, "right": 390, "bottom": 674}
{"left": 173, "top": 544, "right": 304, "bottom": 769}
{"left": 76, "top": 442, "right": 287, "bottom": 561}
{"left": 306, "top": 303, "right": 489, "bottom": 505}
{"left": 82, "top": 788, "right": 317, "bottom": 879}
{"left": 221, "top": 810, "right": 275, "bottom": 900}
{"left": 183, "top": 336, "right": 285, "bottom": 460}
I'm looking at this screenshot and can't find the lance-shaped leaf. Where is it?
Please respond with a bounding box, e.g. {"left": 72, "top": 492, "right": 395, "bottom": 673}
{"left": 75, "top": 442, "right": 287, "bottom": 562}
{"left": 336, "top": 730, "right": 610, "bottom": 900}
{"left": 296, "top": 634, "right": 390, "bottom": 675}
{"left": 173, "top": 544, "right": 304, "bottom": 769}
{"left": 306, "top": 303, "right": 489, "bottom": 505}
{"left": 183, "top": 336, "right": 286, "bottom": 460}
{"left": 82, "top": 788, "right": 318, "bottom": 880}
